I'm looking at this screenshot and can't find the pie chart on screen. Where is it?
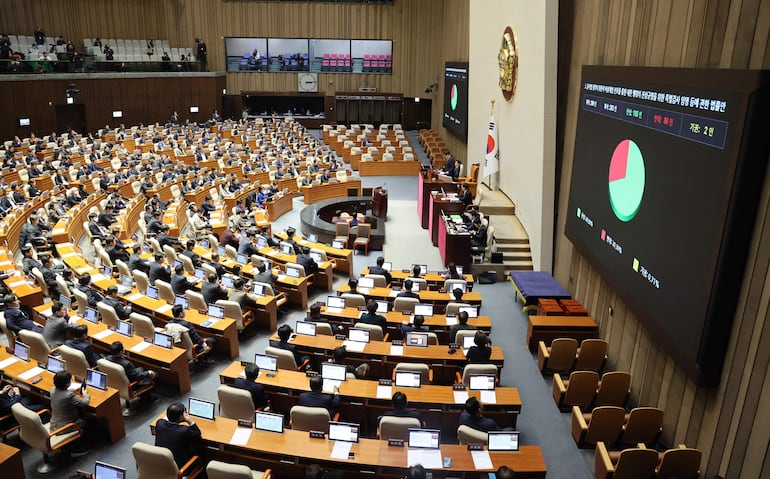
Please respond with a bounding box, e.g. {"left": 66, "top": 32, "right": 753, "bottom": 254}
{"left": 450, "top": 84, "right": 458, "bottom": 110}
{"left": 608, "top": 139, "right": 645, "bottom": 222}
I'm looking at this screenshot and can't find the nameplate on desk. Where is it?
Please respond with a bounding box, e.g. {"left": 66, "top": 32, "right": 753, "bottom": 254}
{"left": 335, "top": 334, "right": 346, "bottom": 340}
{"left": 449, "top": 343, "right": 460, "bottom": 350}
{"left": 392, "top": 340, "right": 403, "bottom": 346}
{"left": 452, "top": 384, "right": 466, "bottom": 391}
{"left": 240, "top": 360, "right": 251, "bottom": 367}
{"left": 467, "top": 444, "right": 484, "bottom": 451}
{"left": 306, "top": 371, "right": 318, "bottom": 377}
{"left": 309, "top": 430, "right": 326, "bottom": 439}
{"left": 130, "top": 341, "right": 151, "bottom": 353}
{"left": 379, "top": 379, "right": 392, "bottom": 386}
{"left": 401, "top": 269, "right": 410, "bottom": 273}
{"left": 388, "top": 439, "right": 404, "bottom": 447}
{"left": 402, "top": 311, "right": 411, "bottom": 316}
{"left": 237, "top": 420, "right": 253, "bottom": 428}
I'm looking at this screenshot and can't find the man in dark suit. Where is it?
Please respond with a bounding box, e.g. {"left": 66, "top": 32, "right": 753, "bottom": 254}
{"left": 148, "top": 253, "right": 171, "bottom": 286}
{"left": 233, "top": 363, "right": 268, "bottom": 410}
{"left": 201, "top": 273, "right": 228, "bottom": 304}
{"left": 65, "top": 324, "right": 100, "bottom": 367}
{"left": 4, "top": 294, "right": 42, "bottom": 334}
{"left": 380, "top": 391, "right": 426, "bottom": 427}
{"left": 397, "top": 279, "right": 421, "bottom": 300}
{"left": 458, "top": 396, "right": 502, "bottom": 433}
{"left": 284, "top": 227, "right": 301, "bottom": 254}
{"left": 20, "top": 246, "right": 42, "bottom": 275}
{"left": 105, "top": 235, "right": 129, "bottom": 263}
{"left": 158, "top": 225, "right": 182, "bottom": 250}
{"left": 19, "top": 214, "right": 47, "bottom": 249}
{"left": 368, "top": 256, "right": 392, "bottom": 285}
{"left": 297, "top": 375, "right": 339, "bottom": 416}
{"left": 401, "top": 315, "right": 428, "bottom": 337}
{"left": 105, "top": 341, "right": 156, "bottom": 392}
{"left": 87, "top": 212, "right": 108, "bottom": 242}
{"left": 471, "top": 219, "right": 488, "bottom": 248}
{"left": 237, "top": 232, "right": 259, "bottom": 257}
{"left": 207, "top": 253, "right": 227, "bottom": 279}
{"left": 181, "top": 239, "right": 202, "bottom": 268}
{"left": 356, "top": 300, "right": 388, "bottom": 333}
{"left": 102, "top": 285, "right": 132, "bottom": 320}
{"left": 77, "top": 273, "right": 105, "bottom": 308}
{"left": 97, "top": 204, "right": 117, "bottom": 229}
{"left": 171, "top": 263, "right": 197, "bottom": 296}
{"left": 228, "top": 277, "right": 259, "bottom": 312}
{"left": 168, "top": 305, "right": 216, "bottom": 360}
{"left": 154, "top": 402, "right": 202, "bottom": 469}
{"left": 458, "top": 183, "right": 473, "bottom": 208}
{"left": 296, "top": 247, "right": 319, "bottom": 275}
{"left": 253, "top": 262, "right": 276, "bottom": 286}
{"left": 129, "top": 251, "right": 151, "bottom": 275}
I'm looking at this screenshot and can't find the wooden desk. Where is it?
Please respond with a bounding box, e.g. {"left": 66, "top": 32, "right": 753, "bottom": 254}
{"left": 358, "top": 160, "right": 421, "bottom": 177}
{"left": 438, "top": 214, "right": 471, "bottom": 270}
{"left": 359, "top": 268, "right": 475, "bottom": 291}
{"left": 219, "top": 362, "right": 520, "bottom": 440}
{"left": 302, "top": 180, "right": 362, "bottom": 204}
{"left": 151, "top": 414, "right": 546, "bottom": 479}
{"left": 269, "top": 333, "right": 504, "bottom": 385}
{"left": 318, "top": 306, "right": 492, "bottom": 344}
{"left": 418, "top": 174, "right": 459, "bottom": 229}
{"left": 429, "top": 193, "right": 466, "bottom": 246}
{"left": 0, "top": 349, "right": 125, "bottom": 444}
{"left": 276, "top": 232, "right": 354, "bottom": 277}
{"left": 526, "top": 315, "right": 599, "bottom": 352}
{"left": 337, "top": 285, "right": 482, "bottom": 314}
{"left": 0, "top": 443, "right": 24, "bottom": 479}
{"left": 265, "top": 191, "right": 294, "bottom": 221}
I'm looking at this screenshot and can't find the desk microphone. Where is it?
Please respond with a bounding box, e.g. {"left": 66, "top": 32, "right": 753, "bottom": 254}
{"left": 440, "top": 187, "right": 446, "bottom": 198}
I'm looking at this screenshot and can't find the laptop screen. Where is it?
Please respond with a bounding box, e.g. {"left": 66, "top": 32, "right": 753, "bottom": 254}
{"left": 199, "top": 238, "right": 210, "bottom": 250}
{"left": 116, "top": 319, "right": 132, "bottom": 337}
{"left": 413, "top": 304, "right": 433, "bottom": 317}
{"left": 254, "top": 353, "right": 278, "bottom": 372}
{"left": 173, "top": 259, "right": 182, "bottom": 271}
{"left": 408, "top": 429, "right": 440, "bottom": 449}
{"left": 382, "top": 262, "right": 392, "bottom": 271}
{"left": 321, "top": 363, "right": 347, "bottom": 381}
{"left": 174, "top": 295, "right": 189, "bottom": 309}
{"left": 221, "top": 276, "right": 234, "bottom": 289}
{"left": 328, "top": 422, "right": 360, "bottom": 443}
{"left": 86, "top": 369, "right": 108, "bottom": 390}
{"left": 194, "top": 268, "right": 206, "bottom": 280}
{"left": 146, "top": 286, "right": 159, "bottom": 300}
{"left": 252, "top": 283, "right": 265, "bottom": 296}
{"left": 154, "top": 332, "right": 173, "bottom": 349}
{"left": 101, "top": 265, "right": 112, "bottom": 277}
{"left": 469, "top": 374, "right": 496, "bottom": 391}
{"left": 286, "top": 266, "right": 301, "bottom": 278}
{"left": 307, "top": 233, "right": 318, "bottom": 243}
{"left": 188, "top": 397, "right": 215, "bottom": 421}
{"left": 208, "top": 304, "right": 225, "bottom": 319}
{"left": 85, "top": 307, "right": 99, "bottom": 323}
{"left": 488, "top": 431, "right": 520, "bottom": 451}
{"left": 463, "top": 335, "right": 476, "bottom": 350}
{"left": 395, "top": 370, "right": 422, "bottom": 388}
{"left": 358, "top": 277, "right": 374, "bottom": 288}
{"left": 309, "top": 252, "right": 322, "bottom": 263}
{"left": 281, "top": 244, "right": 293, "bottom": 255}
{"left": 59, "top": 294, "right": 71, "bottom": 310}
{"left": 295, "top": 320, "right": 316, "bottom": 336}
{"left": 458, "top": 306, "right": 478, "bottom": 318}
{"left": 327, "top": 296, "right": 345, "bottom": 309}
{"left": 94, "top": 461, "right": 127, "bottom": 479}
{"left": 348, "top": 328, "right": 370, "bottom": 343}
{"left": 217, "top": 246, "right": 226, "bottom": 257}
{"left": 375, "top": 300, "right": 388, "bottom": 313}
{"left": 13, "top": 342, "right": 29, "bottom": 361}
{"left": 332, "top": 240, "right": 344, "bottom": 249}
{"left": 47, "top": 355, "right": 65, "bottom": 373}
{"left": 236, "top": 254, "right": 248, "bottom": 265}
{"left": 121, "top": 275, "right": 133, "bottom": 290}
{"left": 255, "top": 411, "right": 284, "bottom": 433}
{"left": 405, "top": 332, "right": 429, "bottom": 347}
{"left": 257, "top": 236, "right": 267, "bottom": 248}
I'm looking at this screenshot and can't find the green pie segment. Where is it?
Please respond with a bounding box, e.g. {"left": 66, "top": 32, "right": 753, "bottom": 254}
{"left": 608, "top": 139, "right": 645, "bottom": 222}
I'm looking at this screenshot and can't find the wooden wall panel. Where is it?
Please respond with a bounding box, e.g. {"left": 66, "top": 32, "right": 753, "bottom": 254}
{"left": 555, "top": 1, "right": 770, "bottom": 477}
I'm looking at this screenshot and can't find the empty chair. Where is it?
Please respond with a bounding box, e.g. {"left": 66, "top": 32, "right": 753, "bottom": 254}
{"left": 352, "top": 224, "right": 371, "bottom": 255}
{"left": 97, "top": 358, "right": 154, "bottom": 416}
{"left": 186, "top": 290, "right": 207, "bottom": 311}
{"left": 18, "top": 330, "right": 52, "bottom": 364}
{"left": 163, "top": 245, "right": 177, "bottom": 265}
{"left": 574, "top": 338, "right": 608, "bottom": 372}
{"left": 571, "top": 405, "right": 626, "bottom": 448}
{"left": 620, "top": 407, "right": 664, "bottom": 447}
{"left": 393, "top": 297, "right": 418, "bottom": 313}
{"left": 115, "top": 259, "right": 132, "bottom": 279}
{"left": 207, "top": 460, "right": 272, "bottom": 479}
{"left": 594, "top": 371, "right": 631, "bottom": 407}
{"left": 594, "top": 441, "right": 659, "bottom": 479}
{"left": 58, "top": 344, "right": 90, "bottom": 379}
{"left": 132, "top": 441, "right": 203, "bottom": 479}
{"left": 656, "top": 445, "right": 702, "bottom": 479}
{"left": 365, "top": 274, "right": 387, "bottom": 287}
{"left": 456, "top": 363, "right": 499, "bottom": 387}
{"left": 129, "top": 312, "right": 156, "bottom": 339}
{"left": 72, "top": 288, "right": 89, "bottom": 313}
{"left": 315, "top": 322, "right": 333, "bottom": 336}
{"left": 553, "top": 370, "right": 599, "bottom": 411}
{"left": 0, "top": 313, "right": 15, "bottom": 350}
{"left": 96, "top": 301, "right": 120, "bottom": 328}
{"left": 12, "top": 403, "right": 84, "bottom": 473}
{"left": 265, "top": 345, "right": 310, "bottom": 371}
{"left": 217, "top": 385, "right": 257, "bottom": 421}
{"left": 334, "top": 222, "right": 349, "bottom": 247}
{"left": 538, "top": 338, "right": 578, "bottom": 374}
{"left": 290, "top": 405, "right": 331, "bottom": 433}
{"left": 133, "top": 270, "right": 150, "bottom": 293}
{"left": 378, "top": 416, "right": 421, "bottom": 441}
{"left": 393, "top": 362, "right": 432, "bottom": 384}
{"left": 341, "top": 293, "right": 366, "bottom": 308}
{"left": 225, "top": 244, "right": 238, "bottom": 260}
{"left": 154, "top": 279, "right": 175, "bottom": 304}
{"left": 457, "top": 424, "right": 488, "bottom": 445}
{"left": 216, "top": 299, "right": 254, "bottom": 332}
{"left": 31, "top": 267, "right": 48, "bottom": 297}
{"left": 178, "top": 254, "right": 196, "bottom": 275}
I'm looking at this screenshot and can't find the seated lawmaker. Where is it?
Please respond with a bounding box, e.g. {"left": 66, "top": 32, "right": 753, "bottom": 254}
{"left": 298, "top": 375, "right": 339, "bottom": 416}
{"left": 233, "top": 363, "right": 269, "bottom": 410}
{"left": 459, "top": 396, "right": 502, "bottom": 433}
{"left": 380, "top": 391, "right": 426, "bottom": 427}
{"left": 356, "top": 300, "right": 387, "bottom": 332}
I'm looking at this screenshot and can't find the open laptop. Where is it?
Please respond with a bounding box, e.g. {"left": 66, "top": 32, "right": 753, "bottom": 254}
{"left": 295, "top": 320, "right": 317, "bottom": 336}
{"left": 194, "top": 268, "right": 206, "bottom": 280}
{"left": 254, "top": 353, "right": 278, "bottom": 372}
{"left": 47, "top": 355, "right": 65, "bottom": 373}
{"left": 309, "top": 251, "right": 323, "bottom": 263}
{"left": 173, "top": 259, "right": 183, "bottom": 271}
{"left": 458, "top": 306, "right": 478, "bottom": 318}
{"left": 101, "top": 265, "right": 113, "bottom": 277}
{"left": 255, "top": 411, "right": 284, "bottom": 433}
{"left": 395, "top": 370, "right": 422, "bottom": 388}
{"left": 188, "top": 397, "right": 216, "bottom": 421}
{"left": 327, "top": 295, "right": 345, "bottom": 311}
{"left": 405, "top": 332, "right": 429, "bottom": 347}
{"left": 217, "top": 246, "right": 227, "bottom": 257}
{"left": 348, "top": 328, "right": 370, "bottom": 343}
{"left": 331, "top": 240, "right": 344, "bottom": 249}
{"left": 252, "top": 283, "right": 266, "bottom": 296}
{"left": 328, "top": 421, "right": 360, "bottom": 443}
{"left": 116, "top": 319, "right": 132, "bottom": 337}
{"left": 236, "top": 253, "right": 249, "bottom": 265}
{"left": 321, "top": 362, "right": 347, "bottom": 393}
{"left": 414, "top": 303, "right": 433, "bottom": 317}
{"left": 449, "top": 282, "right": 467, "bottom": 294}
{"left": 307, "top": 233, "right": 318, "bottom": 243}
{"left": 488, "top": 431, "right": 520, "bottom": 451}
{"left": 94, "top": 461, "right": 127, "bottom": 479}
{"left": 174, "top": 295, "right": 189, "bottom": 310}
{"left": 285, "top": 266, "right": 301, "bottom": 278}
{"left": 469, "top": 374, "right": 497, "bottom": 391}
{"left": 117, "top": 275, "right": 133, "bottom": 295}
{"left": 462, "top": 335, "right": 476, "bottom": 353}
{"left": 84, "top": 307, "right": 99, "bottom": 324}
{"left": 13, "top": 342, "right": 29, "bottom": 361}
{"left": 86, "top": 369, "right": 108, "bottom": 390}
{"left": 58, "top": 294, "right": 71, "bottom": 311}
{"left": 145, "top": 285, "right": 159, "bottom": 300}
{"left": 456, "top": 265, "right": 464, "bottom": 276}
{"left": 358, "top": 276, "right": 375, "bottom": 289}
{"left": 408, "top": 428, "right": 440, "bottom": 449}
{"left": 221, "top": 275, "right": 235, "bottom": 289}
{"left": 257, "top": 236, "right": 268, "bottom": 248}
{"left": 375, "top": 300, "right": 388, "bottom": 313}
{"left": 199, "top": 238, "right": 210, "bottom": 250}
{"left": 154, "top": 331, "right": 173, "bottom": 349}
{"left": 281, "top": 244, "right": 293, "bottom": 255}
{"left": 208, "top": 303, "right": 225, "bottom": 319}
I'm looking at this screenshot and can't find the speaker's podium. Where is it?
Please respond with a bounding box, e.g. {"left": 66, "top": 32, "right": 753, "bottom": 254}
{"left": 372, "top": 186, "right": 388, "bottom": 219}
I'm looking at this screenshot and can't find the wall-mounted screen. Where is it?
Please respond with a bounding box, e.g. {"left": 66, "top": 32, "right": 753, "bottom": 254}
{"left": 443, "top": 62, "right": 469, "bottom": 139}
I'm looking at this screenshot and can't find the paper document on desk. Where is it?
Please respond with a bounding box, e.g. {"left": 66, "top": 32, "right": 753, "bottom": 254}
{"left": 126, "top": 293, "right": 144, "bottom": 302}
{"left": 0, "top": 357, "right": 19, "bottom": 369}
{"left": 471, "top": 450, "right": 493, "bottom": 470}
{"left": 92, "top": 329, "right": 114, "bottom": 340}
{"left": 39, "top": 307, "right": 52, "bottom": 317}
{"left": 330, "top": 441, "right": 353, "bottom": 460}
{"left": 357, "top": 287, "right": 370, "bottom": 295}
{"left": 376, "top": 385, "right": 393, "bottom": 399}
{"left": 90, "top": 273, "right": 108, "bottom": 282}
{"left": 157, "top": 304, "right": 173, "bottom": 314}
{"left": 19, "top": 366, "right": 44, "bottom": 380}
{"left": 445, "top": 317, "right": 458, "bottom": 325}
{"left": 407, "top": 449, "right": 443, "bottom": 469}
{"left": 480, "top": 390, "right": 497, "bottom": 404}
{"left": 229, "top": 428, "right": 252, "bottom": 446}
{"left": 453, "top": 391, "right": 469, "bottom": 404}
{"left": 388, "top": 290, "right": 398, "bottom": 298}
{"left": 326, "top": 307, "right": 343, "bottom": 314}
{"left": 342, "top": 340, "right": 366, "bottom": 353}
{"left": 390, "top": 345, "right": 404, "bottom": 356}
{"left": 8, "top": 280, "right": 27, "bottom": 288}
{"left": 130, "top": 341, "right": 151, "bottom": 353}
{"left": 276, "top": 275, "right": 286, "bottom": 281}
{"left": 67, "top": 381, "right": 82, "bottom": 391}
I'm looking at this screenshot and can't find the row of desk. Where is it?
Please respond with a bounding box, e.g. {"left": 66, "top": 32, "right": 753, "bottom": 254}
{"left": 336, "top": 284, "right": 483, "bottom": 314}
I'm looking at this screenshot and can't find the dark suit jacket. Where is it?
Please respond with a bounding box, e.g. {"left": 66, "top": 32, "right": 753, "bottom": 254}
{"left": 458, "top": 411, "right": 501, "bottom": 432}
{"left": 149, "top": 262, "right": 171, "bottom": 285}
{"left": 171, "top": 274, "right": 195, "bottom": 296}
{"left": 65, "top": 338, "right": 100, "bottom": 367}
{"left": 154, "top": 419, "right": 202, "bottom": 468}
{"left": 382, "top": 407, "right": 425, "bottom": 426}
{"left": 181, "top": 249, "right": 201, "bottom": 268}
{"left": 397, "top": 291, "right": 420, "bottom": 300}
{"left": 77, "top": 284, "right": 104, "bottom": 307}
{"left": 233, "top": 377, "right": 268, "bottom": 409}
{"left": 5, "top": 307, "right": 42, "bottom": 334}
{"left": 202, "top": 281, "right": 228, "bottom": 304}
{"left": 297, "top": 390, "right": 339, "bottom": 415}
{"left": 103, "top": 296, "right": 131, "bottom": 320}
{"left": 368, "top": 265, "right": 392, "bottom": 285}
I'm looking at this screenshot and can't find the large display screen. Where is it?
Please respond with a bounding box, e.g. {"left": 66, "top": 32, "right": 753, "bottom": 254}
{"left": 443, "top": 62, "right": 469, "bottom": 139}
{"left": 565, "top": 66, "right": 770, "bottom": 385}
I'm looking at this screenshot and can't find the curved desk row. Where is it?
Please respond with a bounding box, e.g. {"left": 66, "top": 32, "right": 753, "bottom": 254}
{"left": 336, "top": 285, "right": 483, "bottom": 314}
{"left": 300, "top": 196, "right": 386, "bottom": 251}
{"left": 302, "top": 180, "right": 362, "bottom": 204}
